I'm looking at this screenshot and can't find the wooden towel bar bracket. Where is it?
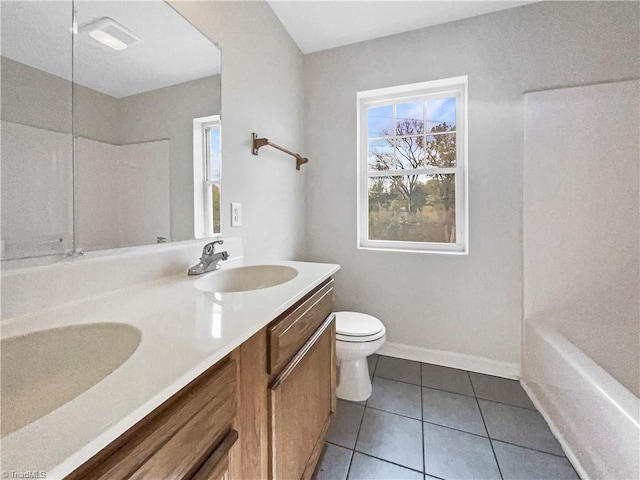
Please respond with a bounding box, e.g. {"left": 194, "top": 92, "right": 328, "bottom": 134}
{"left": 252, "top": 133, "right": 309, "bottom": 170}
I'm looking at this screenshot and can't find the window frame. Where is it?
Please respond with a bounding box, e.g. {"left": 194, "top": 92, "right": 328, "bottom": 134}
{"left": 193, "top": 114, "right": 222, "bottom": 239}
{"left": 356, "top": 76, "right": 468, "bottom": 254}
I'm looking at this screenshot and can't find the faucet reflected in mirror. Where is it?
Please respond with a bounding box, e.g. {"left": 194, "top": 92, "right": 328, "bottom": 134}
{"left": 188, "top": 240, "right": 229, "bottom": 276}
{"left": 0, "top": 0, "right": 222, "bottom": 262}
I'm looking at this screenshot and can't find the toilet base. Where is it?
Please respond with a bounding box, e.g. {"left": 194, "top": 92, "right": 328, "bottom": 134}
{"left": 336, "top": 357, "right": 372, "bottom": 401}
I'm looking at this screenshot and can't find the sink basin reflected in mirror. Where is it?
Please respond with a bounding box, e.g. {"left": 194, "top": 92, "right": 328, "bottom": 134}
{"left": 1, "top": 323, "right": 141, "bottom": 437}
{"left": 194, "top": 265, "right": 298, "bottom": 293}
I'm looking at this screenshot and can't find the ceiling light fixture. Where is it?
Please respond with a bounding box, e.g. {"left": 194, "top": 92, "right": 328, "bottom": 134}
{"left": 80, "top": 18, "right": 140, "bottom": 51}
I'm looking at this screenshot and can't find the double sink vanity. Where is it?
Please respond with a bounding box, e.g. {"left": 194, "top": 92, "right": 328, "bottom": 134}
{"left": 2, "top": 2, "right": 338, "bottom": 478}
{"left": 1, "top": 240, "right": 340, "bottom": 480}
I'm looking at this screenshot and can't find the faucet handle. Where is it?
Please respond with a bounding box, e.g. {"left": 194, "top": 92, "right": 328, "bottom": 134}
{"left": 203, "top": 239, "right": 224, "bottom": 256}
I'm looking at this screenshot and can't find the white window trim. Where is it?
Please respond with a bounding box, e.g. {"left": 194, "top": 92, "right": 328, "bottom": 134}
{"left": 356, "top": 76, "right": 469, "bottom": 254}
{"left": 193, "top": 114, "right": 222, "bottom": 239}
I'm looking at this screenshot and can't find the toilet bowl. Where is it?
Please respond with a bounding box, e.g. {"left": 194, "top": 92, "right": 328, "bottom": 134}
{"left": 335, "top": 311, "right": 386, "bottom": 401}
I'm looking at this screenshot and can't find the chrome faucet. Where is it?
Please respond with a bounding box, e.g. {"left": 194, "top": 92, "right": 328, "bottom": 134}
{"left": 188, "top": 240, "right": 229, "bottom": 275}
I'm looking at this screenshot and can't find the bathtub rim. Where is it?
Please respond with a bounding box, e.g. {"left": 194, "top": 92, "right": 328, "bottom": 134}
{"left": 522, "top": 317, "right": 640, "bottom": 480}
{"left": 527, "top": 319, "right": 639, "bottom": 424}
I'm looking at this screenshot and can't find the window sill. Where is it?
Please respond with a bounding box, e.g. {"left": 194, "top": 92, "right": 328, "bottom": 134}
{"left": 357, "top": 245, "right": 468, "bottom": 255}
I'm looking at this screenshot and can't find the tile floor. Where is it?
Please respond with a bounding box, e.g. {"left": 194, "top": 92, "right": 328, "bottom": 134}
{"left": 312, "top": 355, "right": 580, "bottom": 480}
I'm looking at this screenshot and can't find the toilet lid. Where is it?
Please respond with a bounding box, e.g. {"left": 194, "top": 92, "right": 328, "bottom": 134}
{"left": 335, "top": 311, "right": 384, "bottom": 337}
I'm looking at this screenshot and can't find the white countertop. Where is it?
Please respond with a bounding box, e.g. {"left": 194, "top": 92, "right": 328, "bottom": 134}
{"left": 1, "top": 259, "right": 339, "bottom": 479}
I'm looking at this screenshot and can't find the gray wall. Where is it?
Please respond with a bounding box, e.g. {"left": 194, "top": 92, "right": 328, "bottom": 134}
{"left": 168, "top": 1, "right": 306, "bottom": 262}
{"left": 302, "top": 1, "right": 639, "bottom": 370}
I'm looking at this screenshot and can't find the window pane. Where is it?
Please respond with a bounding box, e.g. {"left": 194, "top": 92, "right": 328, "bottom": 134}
{"left": 427, "top": 97, "right": 456, "bottom": 132}
{"left": 210, "top": 183, "right": 221, "bottom": 234}
{"left": 395, "top": 135, "right": 425, "bottom": 169}
{"left": 209, "top": 127, "right": 221, "bottom": 154}
{"left": 425, "top": 133, "right": 456, "bottom": 168}
{"left": 368, "top": 139, "right": 396, "bottom": 171}
{"left": 368, "top": 174, "right": 456, "bottom": 243}
{"left": 368, "top": 105, "right": 393, "bottom": 138}
{"left": 208, "top": 154, "right": 221, "bottom": 181}
{"left": 396, "top": 102, "right": 423, "bottom": 135}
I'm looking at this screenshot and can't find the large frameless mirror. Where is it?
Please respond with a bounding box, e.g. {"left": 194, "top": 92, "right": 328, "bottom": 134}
{"left": 0, "top": 0, "right": 221, "bottom": 261}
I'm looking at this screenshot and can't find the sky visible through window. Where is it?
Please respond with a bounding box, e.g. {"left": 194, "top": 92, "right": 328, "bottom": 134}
{"left": 208, "top": 127, "right": 221, "bottom": 181}
{"left": 367, "top": 97, "right": 456, "bottom": 138}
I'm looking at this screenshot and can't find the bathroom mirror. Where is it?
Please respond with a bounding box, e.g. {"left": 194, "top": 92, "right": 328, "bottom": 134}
{"left": 0, "top": 0, "right": 221, "bottom": 260}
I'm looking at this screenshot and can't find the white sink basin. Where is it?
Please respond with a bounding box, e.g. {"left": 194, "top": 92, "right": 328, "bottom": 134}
{"left": 194, "top": 265, "right": 298, "bottom": 293}
{"left": 1, "top": 323, "right": 141, "bottom": 437}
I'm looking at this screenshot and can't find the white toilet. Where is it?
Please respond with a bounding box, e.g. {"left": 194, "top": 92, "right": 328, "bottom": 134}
{"left": 335, "top": 311, "right": 386, "bottom": 401}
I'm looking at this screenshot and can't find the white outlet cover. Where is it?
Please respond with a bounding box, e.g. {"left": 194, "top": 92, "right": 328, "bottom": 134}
{"left": 231, "top": 202, "right": 242, "bottom": 227}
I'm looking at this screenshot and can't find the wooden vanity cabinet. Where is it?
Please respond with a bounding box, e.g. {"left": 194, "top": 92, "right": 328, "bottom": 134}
{"left": 66, "top": 359, "right": 238, "bottom": 480}
{"left": 67, "top": 278, "right": 336, "bottom": 480}
{"left": 230, "top": 278, "right": 336, "bottom": 480}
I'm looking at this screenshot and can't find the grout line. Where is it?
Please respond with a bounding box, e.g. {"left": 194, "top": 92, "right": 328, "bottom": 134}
{"left": 377, "top": 370, "right": 535, "bottom": 411}
{"left": 352, "top": 450, "right": 438, "bottom": 478}
{"left": 422, "top": 417, "right": 489, "bottom": 439}
{"left": 364, "top": 404, "right": 423, "bottom": 423}
{"left": 475, "top": 394, "right": 538, "bottom": 412}
{"left": 469, "top": 370, "right": 504, "bottom": 480}
{"left": 489, "top": 439, "right": 572, "bottom": 459}
{"left": 374, "top": 372, "right": 425, "bottom": 389}
{"left": 370, "top": 354, "right": 379, "bottom": 377}
{"left": 344, "top": 395, "right": 368, "bottom": 479}
{"left": 326, "top": 440, "right": 353, "bottom": 451}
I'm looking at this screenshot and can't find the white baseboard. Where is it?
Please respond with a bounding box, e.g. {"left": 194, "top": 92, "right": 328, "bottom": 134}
{"left": 377, "top": 341, "right": 521, "bottom": 379}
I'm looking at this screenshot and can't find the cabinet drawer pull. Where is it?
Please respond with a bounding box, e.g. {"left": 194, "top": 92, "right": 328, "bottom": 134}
{"left": 270, "top": 313, "right": 335, "bottom": 389}
{"left": 191, "top": 430, "right": 239, "bottom": 480}
{"left": 268, "top": 280, "right": 334, "bottom": 375}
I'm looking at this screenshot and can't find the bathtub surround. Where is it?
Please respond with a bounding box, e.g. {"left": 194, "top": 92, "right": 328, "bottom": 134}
{"left": 0, "top": 121, "right": 73, "bottom": 259}
{"left": 302, "top": 1, "right": 639, "bottom": 375}
{"left": 522, "top": 81, "right": 640, "bottom": 480}
{"left": 76, "top": 138, "right": 171, "bottom": 251}
{"left": 1, "top": 121, "right": 171, "bottom": 257}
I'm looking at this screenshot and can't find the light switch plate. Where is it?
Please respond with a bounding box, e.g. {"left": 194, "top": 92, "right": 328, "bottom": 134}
{"left": 231, "top": 202, "right": 242, "bottom": 227}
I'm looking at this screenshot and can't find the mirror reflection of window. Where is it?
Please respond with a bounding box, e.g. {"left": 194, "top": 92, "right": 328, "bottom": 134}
{"left": 193, "top": 115, "right": 221, "bottom": 238}
{"left": 205, "top": 120, "right": 222, "bottom": 236}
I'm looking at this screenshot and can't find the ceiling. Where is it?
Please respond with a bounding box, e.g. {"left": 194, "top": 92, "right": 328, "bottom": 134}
{"left": 1, "top": 1, "right": 221, "bottom": 98}
{"left": 268, "top": 1, "right": 538, "bottom": 54}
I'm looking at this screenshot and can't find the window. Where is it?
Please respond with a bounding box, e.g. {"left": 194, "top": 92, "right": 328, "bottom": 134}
{"left": 357, "top": 76, "right": 468, "bottom": 253}
{"left": 193, "top": 115, "right": 221, "bottom": 238}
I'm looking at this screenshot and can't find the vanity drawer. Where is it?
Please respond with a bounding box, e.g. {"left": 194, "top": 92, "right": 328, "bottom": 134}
{"left": 67, "top": 358, "right": 237, "bottom": 480}
{"left": 268, "top": 279, "right": 334, "bottom": 376}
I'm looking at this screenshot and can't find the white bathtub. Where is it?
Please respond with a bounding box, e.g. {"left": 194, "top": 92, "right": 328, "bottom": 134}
{"left": 522, "top": 312, "right": 639, "bottom": 480}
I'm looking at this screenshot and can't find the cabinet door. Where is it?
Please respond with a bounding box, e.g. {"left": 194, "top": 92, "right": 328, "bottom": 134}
{"left": 269, "top": 315, "right": 336, "bottom": 480}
